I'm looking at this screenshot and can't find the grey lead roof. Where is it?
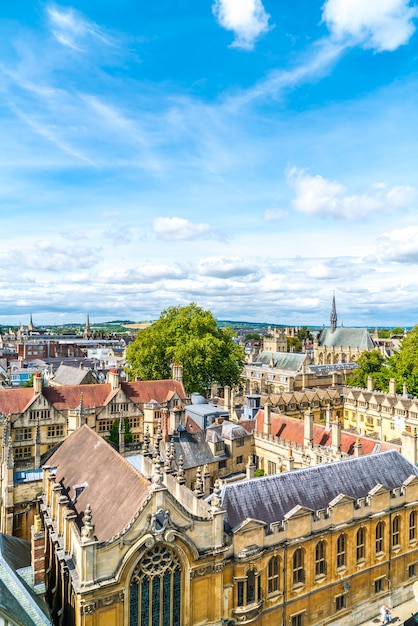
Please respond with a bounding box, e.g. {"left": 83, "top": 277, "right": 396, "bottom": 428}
{"left": 220, "top": 450, "right": 418, "bottom": 531}
{"left": 318, "top": 327, "right": 375, "bottom": 350}
{"left": 257, "top": 351, "right": 306, "bottom": 371}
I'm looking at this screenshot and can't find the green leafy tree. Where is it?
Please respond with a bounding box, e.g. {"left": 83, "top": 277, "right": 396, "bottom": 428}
{"left": 386, "top": 325, "right": 418, "bottom": 395}
{"left": 391, "top": 327, "right": 405, "bottom": 336}
{"left": 287, "top": 337, "right": 302, "bottom": 352}
{"left": 346, "top": 350, "right": 389, "bottom": 390}
{"left": 245, "top": 333, "right": 261, "bottom": 341}
{"left": 126, "top": 303, "right": 245, "bottom": 395}
{"left": 378, "top": 329, "right": 390, "bottom": 338}
{"left": 297, "top": 326, "right": 312, "bottom": 342}
{"left": 109, "top": 419, "right": 132, "bottom": 445}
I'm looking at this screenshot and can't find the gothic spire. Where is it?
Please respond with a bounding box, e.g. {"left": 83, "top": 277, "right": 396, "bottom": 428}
{"left": 330, "top": 292, "right": 337, "bottom": 334}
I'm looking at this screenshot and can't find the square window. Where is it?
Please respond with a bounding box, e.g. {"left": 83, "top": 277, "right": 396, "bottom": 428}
{"left": 374, "top": 578, "right": 384, "bottom": 594}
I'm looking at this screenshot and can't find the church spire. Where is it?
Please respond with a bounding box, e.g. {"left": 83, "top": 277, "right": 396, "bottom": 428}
{"left": 330, "top": 293, "right": 337, "bottom": 334}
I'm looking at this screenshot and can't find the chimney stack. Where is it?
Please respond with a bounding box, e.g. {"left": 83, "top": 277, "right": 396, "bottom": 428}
{"left": 304, "top": 410, "right": 313, "bottom": 448}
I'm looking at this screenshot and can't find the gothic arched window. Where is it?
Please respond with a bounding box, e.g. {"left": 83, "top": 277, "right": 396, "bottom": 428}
{"left": 129, "top": 544, "right": 181, "bottom": 626}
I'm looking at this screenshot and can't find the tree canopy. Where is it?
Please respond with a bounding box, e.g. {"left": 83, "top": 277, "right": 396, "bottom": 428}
{"left": 346, "top": 350, "right": 389, "bottom": 390}
{"left": 125, "top": 304, "right": 245, "bottom": 395}
{"left": 346, "top": 326, "right": 418, "bottom": 396}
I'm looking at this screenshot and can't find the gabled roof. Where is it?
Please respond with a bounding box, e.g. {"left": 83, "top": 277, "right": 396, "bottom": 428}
{"left": 50, "top": 364, "right": 96, "bottom": 387}
{"left": 318, "top": 327, "right": 375, "bottom": 350}
{"left": 0, "top": 378, "right": 186, "bottom": 417}
{"left": 0, "top": 387, "right": 37, "bottom": 416}
{"left": 46, "top": 425, "right": 152, "bottom": 543}
{"left": 221, "top": 450, "right": 418, "bottom": 530}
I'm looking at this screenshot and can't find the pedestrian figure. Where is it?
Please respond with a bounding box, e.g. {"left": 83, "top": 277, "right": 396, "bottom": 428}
{"left": 380, "top": 604, "right": 392, "bottom": 625}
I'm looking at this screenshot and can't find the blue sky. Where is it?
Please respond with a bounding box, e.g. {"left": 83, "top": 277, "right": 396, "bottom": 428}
{"left": 1, "top": 0, "right": 418, "bottom": 327}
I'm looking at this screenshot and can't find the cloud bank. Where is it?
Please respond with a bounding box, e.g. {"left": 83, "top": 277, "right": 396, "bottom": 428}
{"left": 322, "top": 0, "right": 417, "bottom": 51}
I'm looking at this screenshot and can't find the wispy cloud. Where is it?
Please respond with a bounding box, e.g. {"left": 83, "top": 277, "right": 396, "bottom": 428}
{"left": 287, "top": 167, "right": 416, "bottom": 220}
{"left": 212, "top": 0, "right": 272, "bottom": 49}
{"left": 322, "top": 0, "right": 418, "bottom": 52}
{"left": 46, "top": 4, "right": 116, "bottom": 51}
{"left": 153, "top": 217, "right": 211, "bottom": 241}
{"left": 198, "top": 256, "right": 256, "bottom": 278}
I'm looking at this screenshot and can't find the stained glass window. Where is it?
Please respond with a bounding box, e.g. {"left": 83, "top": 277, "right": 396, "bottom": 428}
{"left": 130, "top": 544, "right": 181, "bottom": 626}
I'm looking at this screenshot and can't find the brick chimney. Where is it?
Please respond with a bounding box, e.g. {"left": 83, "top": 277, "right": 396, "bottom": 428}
{"left": 33, "top": 372, "right": 42, "bottom": 395}
{"left": 263, "top": 399, "right": 271, "bottom": 435}
{"left": 31, "top": 515, "right": 45, "bottom": 588}
{"left": 304, "top": 410, "right": 313, "bottom": 448}
{"left": 108, "top": 368, "right": 120, "bottom": 390}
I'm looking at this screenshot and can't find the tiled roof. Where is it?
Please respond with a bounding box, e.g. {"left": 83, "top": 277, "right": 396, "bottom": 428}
{"left": 46, "top": 425, "right": 152, "bottom": 542}
{"left": 254, "top": 410, "right": 399, "bottom": 456}
{"left": 0, "top": 387, "right": 37, "bottom": 417}
{"left": 221, "top": 450, "right": 418, "bottom": 531}
{"left": 121, "top": 379, "right": 185, "bottom": 404}
{"left": 0, "top": 378, "right": 186, "bottom": 416}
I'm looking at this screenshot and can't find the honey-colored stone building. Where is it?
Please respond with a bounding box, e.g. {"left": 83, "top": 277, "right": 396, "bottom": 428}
{"left": 36, "top": 425, "right": 418, "bottom": 626}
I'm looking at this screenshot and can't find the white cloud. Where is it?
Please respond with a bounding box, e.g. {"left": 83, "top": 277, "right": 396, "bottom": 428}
{"left": 306, "top": 263, "right": 336, "bottom": 279}
{"left": 198, "top": 256, "right": 256, "bottom": 278}
{"left": 263, "top": 208, "right": 288, "bottom": 221}
{"left": 376, "top": 226, "right": 418, "bottom": 263}
{"left": 322, "top": 0, "right": 417, "bottom": 52}
{"left": 287, "top": 167, "right": 416, "bottom": 220}
{"left": 153, "top": 217, "right": 211, "bottom": 241}
{"left": 212, "top": 0, "right": 272, "bottom": 50}
{"left": 46, "top": 4, "right": 115, "bottom": 50}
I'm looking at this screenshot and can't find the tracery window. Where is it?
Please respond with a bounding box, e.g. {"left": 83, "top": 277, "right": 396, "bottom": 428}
{"left": 237, "top": 568, "right": 261, "bottom": 607}
{"left": 336, "top": 534, "right": 346, "bottom": 569}
{"left": 410, "top": 511, "right": 417, "bottom": 542}
{"left": 315, "top": 540, "right": 327, "bottom": 577}
{"left": 129, "top": 544, "right": 181, "bottom": 626}
{"left": 392, "top": 515, "right": 401, "bottom": 548}
{"left": 376, "top": 522, "right": 385, "bottom": 555}
{"left": 268, "top": 557, "right": 279, "bottom": 594}
{"left": 356, "top": 527, "right": 366, "bottom": 561}
{"left": 292, "top": 549, "right": 305, "bottom": 586}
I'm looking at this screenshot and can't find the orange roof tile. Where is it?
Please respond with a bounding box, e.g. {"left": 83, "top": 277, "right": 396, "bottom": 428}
{"left": 255, "top": 410, "right": 399, "bottom": 456}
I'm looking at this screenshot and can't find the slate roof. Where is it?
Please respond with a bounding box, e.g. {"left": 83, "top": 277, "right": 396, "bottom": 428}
{"left": 254, "top": 410, "right": 399, "bottom": 456}
{"left": 50, "top": 364, "right": 96, "bottom": 386}
{"left": 318, "top": 327, "right": 375, "bottom": 350}
{"left": 46, "top": 425, "right": 152, "bottom": 542}
{"left": 0, "top": 534, "right": 51, "bottom": 625}
{"left": 257, "top": 351, "right": 306, "bottom": 371}
{"left": 169, "top": 430, "right": 228, "bottom": 469}
{"left": 220, "top": 450, "right": 417, "bottom": 531}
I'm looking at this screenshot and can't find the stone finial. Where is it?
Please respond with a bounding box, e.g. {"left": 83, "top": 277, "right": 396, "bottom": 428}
{"left": 164, "top": 442, "right": 172, "bottom": 473}
{"left": 143, "top": 426, "right": 151, "bottom": 456}
{"left": 2, "top": 414, "right": 10, "bottom": 448}
{"left": 169, "top": 438, "right": 176, "bottom": 462}
{"left": 177, "top": 455, "right": 186, "bottom": 484}
{"left": 152, "top": 454, "right": 163, "bottom": 485}
{"left": 193, "top": 466, "right": 204, "bottom": 497}
{"left": 7, "top": 441, "right": 14, "bottom": 470}
{"left": 119, "top": 417, "right": 125, "bottom": 434}
{"left": 210, "top": 479, "right": 222, "bottom": 510}
{"left": 35, "top": 419, "right": 41, "bottom": 445}
{"left": 155, "top": 416, "right": 163, "bottom": 451}
{"left": 78, "top": 392, "right": 85, "bottom": 426}
{"left": 81, "top": 504, "right": 95, "bottom": 541}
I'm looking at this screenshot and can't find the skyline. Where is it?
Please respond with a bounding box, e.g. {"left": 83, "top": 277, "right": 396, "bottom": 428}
{"left": 1, "top": 1, "right": 418, "bottom": 327}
